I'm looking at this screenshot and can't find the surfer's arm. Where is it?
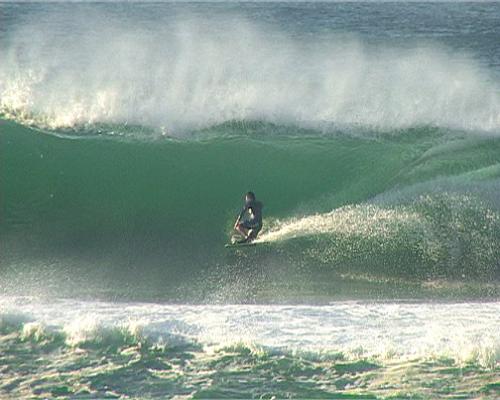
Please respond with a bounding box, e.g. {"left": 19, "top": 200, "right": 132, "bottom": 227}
{"left": 234, "top": 207, "right": 247, "bottom": 228}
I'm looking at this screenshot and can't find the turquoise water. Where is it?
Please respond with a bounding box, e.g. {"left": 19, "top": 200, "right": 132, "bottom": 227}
{"left": 1, "top": 1, "right": 499, "bottom": 398}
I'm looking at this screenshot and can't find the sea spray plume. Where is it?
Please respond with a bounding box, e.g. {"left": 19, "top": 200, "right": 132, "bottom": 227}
{"left": 257, "top": 193, "right": 500, "bottom": 279}
{"left": 1, "top": 11, "right": 500, "bottom": 136}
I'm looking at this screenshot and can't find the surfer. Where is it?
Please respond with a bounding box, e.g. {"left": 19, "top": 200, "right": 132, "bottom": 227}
{"left": 233, "top": 191, "right": 263, "bottom": 243}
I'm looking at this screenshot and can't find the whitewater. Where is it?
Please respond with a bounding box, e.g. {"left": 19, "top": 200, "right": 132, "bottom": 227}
{"left": 1, "top": 1, "right": 499, "bottom": 399}
{"left": 1, "top": 296, "right": 499, "bottom": 398}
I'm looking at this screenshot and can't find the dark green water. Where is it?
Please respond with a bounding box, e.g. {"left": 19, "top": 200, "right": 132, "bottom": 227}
{"left": 1, "top": 119, "right": 499, "bottom": 301}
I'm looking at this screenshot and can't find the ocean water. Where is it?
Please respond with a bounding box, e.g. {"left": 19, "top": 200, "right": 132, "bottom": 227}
{"left": 0, "top": 1, "right": 499, "bottom": 398}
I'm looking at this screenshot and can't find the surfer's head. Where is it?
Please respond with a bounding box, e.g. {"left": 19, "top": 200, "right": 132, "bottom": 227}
{"left": 245, "top": 191, "right": 256, "bottom": 203}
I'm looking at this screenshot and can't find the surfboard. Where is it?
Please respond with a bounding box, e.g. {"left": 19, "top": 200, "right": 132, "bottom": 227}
{"left": 225, "top": 241, "right": 257, "bottom": 248}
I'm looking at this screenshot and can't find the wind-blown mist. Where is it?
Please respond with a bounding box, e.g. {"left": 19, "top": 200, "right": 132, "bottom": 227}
{"left": 1, "top": 11, "right": 500, "bottom": 135}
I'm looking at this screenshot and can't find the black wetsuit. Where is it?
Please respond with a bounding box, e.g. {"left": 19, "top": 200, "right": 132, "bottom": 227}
{"left": 239, "top": 200, "right": 263, "bottom": 232}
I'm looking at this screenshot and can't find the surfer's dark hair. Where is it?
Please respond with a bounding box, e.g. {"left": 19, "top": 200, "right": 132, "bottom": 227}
{"left": 246, "top": 191, "right": 256, "bottom": 200}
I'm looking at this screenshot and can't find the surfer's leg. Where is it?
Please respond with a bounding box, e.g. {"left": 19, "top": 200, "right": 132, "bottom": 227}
{"left": 246, "top": 225, "right": 261, "bottom": 242}
{"left": 235, "top": 222, "right": 249, "bottom": 238}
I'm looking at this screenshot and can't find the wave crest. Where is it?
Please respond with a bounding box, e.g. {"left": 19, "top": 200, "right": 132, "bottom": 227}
{"left": 1, "top": 13, "right": 500, "bottom": 136}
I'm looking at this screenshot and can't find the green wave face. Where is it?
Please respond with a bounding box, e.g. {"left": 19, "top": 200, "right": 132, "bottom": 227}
{"left": 1, "top": 120, "right": 500, "bottom": 301}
